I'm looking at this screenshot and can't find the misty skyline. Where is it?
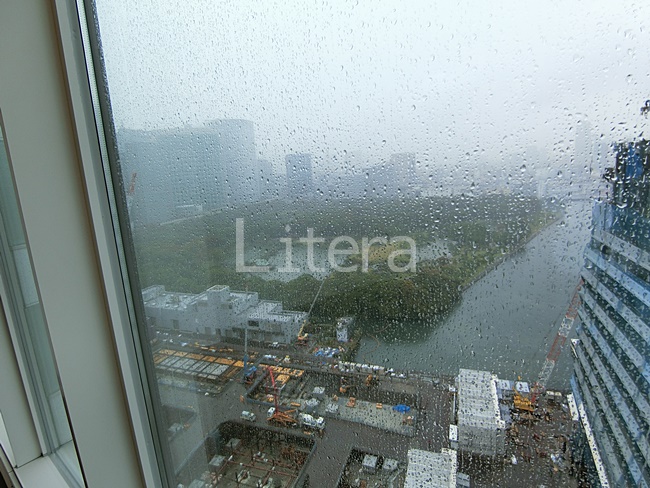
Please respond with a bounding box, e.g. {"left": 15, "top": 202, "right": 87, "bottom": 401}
{"left": 97, "top": 0, "right": 649, "bottom": 178}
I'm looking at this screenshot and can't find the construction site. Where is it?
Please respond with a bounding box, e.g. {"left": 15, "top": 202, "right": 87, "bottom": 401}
{"left": 176, "top": 421, "right": 315, "bottom": 488}
{"left": 154, "top": 346, "right": 257, "bottom": 395}
{"left": 336, "top": 448, "right": 406, "bottom": 487}
{"left": 245, "top": 361, "right": 420, "bottom": 436}
{"left": 160, "top": 343, "right": 584, "bottom": 487}
{"left": 161, "top": 279, "right": 589, "bottom": 487}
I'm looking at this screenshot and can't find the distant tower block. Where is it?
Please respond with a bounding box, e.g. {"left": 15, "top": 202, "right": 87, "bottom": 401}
{"left": 285, "top": 153, "right": 314, "bottom": 200}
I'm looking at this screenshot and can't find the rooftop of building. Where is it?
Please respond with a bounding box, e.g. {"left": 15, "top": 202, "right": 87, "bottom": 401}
{"left": 404, "top": 448, "right": 457, "bottom": 488}
{"left": 336, "top": 316, "right": 354, "bottom": 327}
{"left": 142, "top": 285, "right": 199, "bottom": 310}
{"left": 142, "top": 285, "right": 259, "bottom": 311}
{"left": 457, "top": 369, "right": 504, "bottom": 429}
{"left": 249, "top": 303, "right": 307, "bottom": 322}
{"left": 246, "top": 301, "right": 284, "bottom": 321}
{"left": 227, "top": 290, "right": 257, "bottom": 300}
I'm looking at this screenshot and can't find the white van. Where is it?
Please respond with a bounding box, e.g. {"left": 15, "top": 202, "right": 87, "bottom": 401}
{"left": 240, "top": 410, "right": 256, "bottom": 422}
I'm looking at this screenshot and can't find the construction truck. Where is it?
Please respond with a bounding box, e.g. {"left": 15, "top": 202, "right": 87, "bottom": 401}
{"left": 298, "top": 413, "right": 325, "bottom": 431}
{"left": 240, "top": 411, "right": 257, "bottom": 422}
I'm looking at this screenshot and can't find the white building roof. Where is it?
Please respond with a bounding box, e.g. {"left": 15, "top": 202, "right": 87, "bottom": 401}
{"left": 247, "top": 301, "right": 281, "bottom": 318}
{"left": 142, "top": 285, "right": 199, "bottom": 310}
{"left": 362, "top": 454, "right": 378, "bottom": 470}
{"left": 142, "top": 285, "right": 258, "bottom": 312}
{"left": 404, "top": 449, "right": 457, "bottom": 488}
{"left": 456, "top": 369, "right": 504, "bottom": 430}
{"left": 229, "top": 290, "right": 257, "bottom": 300}
{"left": 248, "top": 301, "right": 306, "bottom": 323}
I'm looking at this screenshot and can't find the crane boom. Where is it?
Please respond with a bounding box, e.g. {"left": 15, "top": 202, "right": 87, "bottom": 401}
{"left": 297, "top": 277, "right": 325, "bottom": 340}
{"left": 268, "top": 366, "right": 279, "bottom": 410}
{"left": 531, "top": 280, "right": 583, "bottom": 403}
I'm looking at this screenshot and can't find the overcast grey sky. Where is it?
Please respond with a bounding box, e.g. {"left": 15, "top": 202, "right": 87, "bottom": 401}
{"left": 96, "top": 0, "right": 650, "bottom": 175}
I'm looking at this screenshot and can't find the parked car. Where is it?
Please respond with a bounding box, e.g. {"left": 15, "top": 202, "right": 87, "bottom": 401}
{"left": 240, "top": 411, "right": 256, "bottom": 422}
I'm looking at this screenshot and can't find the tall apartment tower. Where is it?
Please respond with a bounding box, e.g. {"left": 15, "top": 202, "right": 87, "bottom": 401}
{"left": 285, "top": 153, "right": 314, "bottom": 200}
{"left": 571, "top": 140, "right": 650, "bottom": 487}
{"left": 117, "top": 119, "right": 259, "bottom": 225}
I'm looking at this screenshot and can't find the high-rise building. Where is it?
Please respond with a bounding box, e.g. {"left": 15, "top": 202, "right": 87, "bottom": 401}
{"left": 118, "top": 119, "right": 258, "bottom": 225}
{"left": 571, "top": 140, "right": 650, "bottom": 487}
{"left": 573, "top": 120, "right": 597, "bottom": 199}
{"left": 285, "top": 153, "right": 314, "bottom": 199}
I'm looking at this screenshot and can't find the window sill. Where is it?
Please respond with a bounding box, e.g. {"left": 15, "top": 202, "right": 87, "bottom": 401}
{"left": 14, "top": 454, "right": 74, "bottom": 488}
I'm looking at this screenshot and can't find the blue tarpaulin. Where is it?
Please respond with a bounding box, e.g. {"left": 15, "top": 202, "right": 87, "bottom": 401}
{"left": 393, "top": 404, "right": 411, "bottom": 413}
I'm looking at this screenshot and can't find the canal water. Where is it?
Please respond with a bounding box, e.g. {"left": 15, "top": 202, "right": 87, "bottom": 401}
{"left": 356, "top": 200, "right": 593, "bottom": 390}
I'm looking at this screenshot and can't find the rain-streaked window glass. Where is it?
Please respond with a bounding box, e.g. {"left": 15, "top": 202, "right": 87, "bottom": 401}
{"left": 89, "top": 1, "right": 649, "bottom": 486}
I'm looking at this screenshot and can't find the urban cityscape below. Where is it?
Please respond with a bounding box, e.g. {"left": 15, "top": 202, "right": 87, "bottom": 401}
{"left": 113, "top": 118, "right": 650, "bottom": 486}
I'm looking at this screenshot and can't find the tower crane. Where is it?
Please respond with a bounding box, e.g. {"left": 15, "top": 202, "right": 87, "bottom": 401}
{"left": 296, "top": 276, "right": 325, "bottom": 345}
{"left": 530, "top": 279, "right": 583, "bottom": 404}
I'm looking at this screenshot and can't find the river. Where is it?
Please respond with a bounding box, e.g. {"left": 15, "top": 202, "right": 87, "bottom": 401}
{"left": 355, "top": 199, "right": 593, "bottom": 390}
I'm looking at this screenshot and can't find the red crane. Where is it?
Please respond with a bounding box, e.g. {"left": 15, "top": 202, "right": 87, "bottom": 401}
{"left": 531, "top": 280, "right": 583, "bottom": 404}
{"left": 265, "top": 367, "right": 297, "bottom": 426}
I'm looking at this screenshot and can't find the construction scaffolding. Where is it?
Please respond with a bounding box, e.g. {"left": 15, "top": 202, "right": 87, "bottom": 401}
{"left": 455, "top": 369, "right": 506, "bottom": 457}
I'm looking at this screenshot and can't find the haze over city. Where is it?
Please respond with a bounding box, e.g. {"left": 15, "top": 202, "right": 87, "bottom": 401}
{"left": 98, "top": 0, "right": 649, "bottom": 180}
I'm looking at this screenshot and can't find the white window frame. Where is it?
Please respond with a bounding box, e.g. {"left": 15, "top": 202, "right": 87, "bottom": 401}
{"left": 0, "top": 1, "right": 163, "bottom": 487}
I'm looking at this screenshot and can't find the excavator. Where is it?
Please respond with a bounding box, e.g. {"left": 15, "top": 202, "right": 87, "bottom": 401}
{"left": 513, "top": 377, "right": 534, "bottom": 413}
{"left": 296, "top": 320, "right": 309, "bottom": 346}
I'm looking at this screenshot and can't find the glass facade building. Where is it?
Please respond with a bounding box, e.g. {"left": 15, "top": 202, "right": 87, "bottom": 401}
{"left": 572, "top": 140, "right": 650, "bottom": 487}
